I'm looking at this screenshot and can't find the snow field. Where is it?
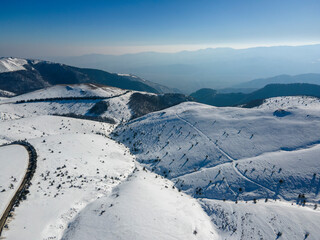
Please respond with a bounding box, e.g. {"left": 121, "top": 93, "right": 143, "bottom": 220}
{"left": 61, "top": 168, "right": 219, "bottom": 240}
{"left": 112, "top": 99, "right": 320, "bottom": 238}
{"left": 0, "top": 145, "right": 29, "bottom": 218}
{"left": 2, "top": 133, "right": 135, "bottom": 240}
{"left": 114, "top": 101, "right": 320, "bottom": 181}
{"left": 201, "top": 199, "right": 320, "bottom": 240}
{"left": 257, "top": 96, "right": 320, "bottom": 110}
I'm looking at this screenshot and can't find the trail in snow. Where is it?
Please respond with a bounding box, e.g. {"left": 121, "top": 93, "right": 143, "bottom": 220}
{"left": 175, "top": 112, "right": 278, "bottom": 198}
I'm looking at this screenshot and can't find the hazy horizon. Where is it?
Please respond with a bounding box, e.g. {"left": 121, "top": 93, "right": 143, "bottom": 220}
{"left": 1, "top": 0, "right": 320, "bottom": 58}
{"left": 1, "top": 0, "right": 319, "bottom": 92}
{"left": 2, "top": 42, "right": 320, "bottom": 59}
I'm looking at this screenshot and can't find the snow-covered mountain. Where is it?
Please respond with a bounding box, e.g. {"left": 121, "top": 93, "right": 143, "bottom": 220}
{"left": 236, "top": 73, "right": 320, "bottom": 89}
{"left": 112, "top": 96, "right": 320, "bottom": 239}
{"left": 1, "top": 83, "right": 320, "bottom": 240}
{"left": 0, "top": 58, "right": 28, "bottom": 73}
{"left": 190, "top": 83, "right": 320, "bottom": 107}
{"left": 0, "top": 57, "right": 176, "bottom": 95}
{"left": 0, "top": 84, "right": 191, "bottom": 124}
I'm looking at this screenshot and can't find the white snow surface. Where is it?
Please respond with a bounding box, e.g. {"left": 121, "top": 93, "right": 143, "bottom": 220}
{"left": 1, "top": 87, "right": 320, "bottom": 240}
{"left": 4, "top": 84, "right": 127, "bottom": 102}
{"left": 0, "top": 145, "right": 29, "bottom": 218}
{"left": 178, "top": 143, "right": 320, "bottom": 202}
{"left": 0, "top": 89, "right": 15, "bottom": 97}
{"left": 0, "top": 84, "right": 135, "bottom": 123}
{"left": 113, "top": 100, "right": 320, "bottom": 238}
{"left": 62, "top": 169, "right": 218, "bottom": 240}
{"left": 0, "top": 58, "right": 27, "bottom": 73}
{"left": 0, "top": 116, "right": 135, "bottom": 240}
{"left": 114, "top": 101, "right": 320, "bottom": 179}
{"left": 256, "top": 96, "right": 320, "bottom": 110}
{"left": 202, "top": 199, "right": 320, "bottom": 240}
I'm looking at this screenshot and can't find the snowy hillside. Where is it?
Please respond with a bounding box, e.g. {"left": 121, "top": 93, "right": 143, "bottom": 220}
{"left": 112, "top": 99, "right": 320, "bottom": 238}
{"left": 0, "top": 145, "right": 28, "bottom": 218}
{"left": 202, "top": 199, "right": 320, "bottom": 240}
{"left": 0, "top": 58, "right": 27, "bottom": 73}
{"left": 0, "top": 114, "right": 136, "bottom": 239}
{"left": 62, "top": 169, "right": 218, "bottom": 240}
{"left": 113, "top": 101, "right": 320, "bottom": 180}
{"left": 6, "top": 84, "right": 128, "bottom": 102}
{"left": 0, "top": 85, "right": 207, "bottom": 239}
{"left": 256, "top": 96, "right": 320, "bottom": 109}
{"left": 0, "top": 84, "right": 190, "bottom": 124}
{"left": 1, "top": 83, "right": 320, "bottom": 240}
{"left": 0, "top": 57, "right": 176, "bottom": 95}
{"left": 0, "top": 84, "right": 135, "bottom": 123}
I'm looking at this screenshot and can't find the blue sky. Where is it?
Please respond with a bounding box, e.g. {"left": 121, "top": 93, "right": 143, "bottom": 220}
{"left": 0, "top": 0, "right": 319, "bottom": 57}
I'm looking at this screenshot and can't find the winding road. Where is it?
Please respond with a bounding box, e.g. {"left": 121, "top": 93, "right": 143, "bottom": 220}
{"left": 0, "top": 142, "right": 37, "bottom": 237}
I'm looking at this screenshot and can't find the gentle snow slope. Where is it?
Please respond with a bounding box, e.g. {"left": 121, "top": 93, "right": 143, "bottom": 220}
{"left": 202, "top": 199, "right": 320, "bottom": 240}
{"left": 62, "top": 169, "right": 219, "bottom": 240}
{"left": 2, "top": 133, "right": 135, "bottom": 240}
{"left": 0, "top": 114, "right": 135, "bottom": 239}
{"left": 114, "top": 101, "right": 320, "bottom": 180}
{"left": 4, "top": 84, "right": 127, "bottom": 102}
{"left": 0, "top": 145, "right": 28, "bottom": 218}
{"left": 178, "top": 143, "right": 320, "bottom": 202}
{"left": 112, "top": 99, "right": 320, "bottom": 238}
{"left": 256, "top": 96, "right": 320, "bottom": 110}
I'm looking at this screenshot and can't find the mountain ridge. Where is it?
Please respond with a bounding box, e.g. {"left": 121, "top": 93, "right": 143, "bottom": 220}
{"left": 235, "top": 73, "right": 320, "bottom": 89}
{"left": 191, "top": 83, "right": 320, "bottom": 107}
{"left": 49, "top": 44, "right": 320, "bottom": 93}
{"left": 0, "top": 57, "right": 177, "bottom": 95}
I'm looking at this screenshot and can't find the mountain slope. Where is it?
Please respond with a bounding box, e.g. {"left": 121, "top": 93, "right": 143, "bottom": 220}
{"left": 1, "top": 83, "right": 320, "bottom": 239}
{"left": 51, "top": 44, "right": 320, "bottom": 92}
{"left": 202, "top": 199, "right": 320, "bottom": 240}
{"left": 0, "top": 145, "right": 28, "bottom": 219}
{"left": 0, "top": 57, "right": 175, "bottom": 95}
{"left": 0, "top": 116, "right": 135, "bottom": 239}
{"left": 111, "top": 98, "right": 320, "bottom": 238}
{"left": 190, "top": 88, "right": 246, "bottom": 107}
{"left": 0, "top": 58, "right": 28, "bottom": 73}
{"left": 0, "top": 84, "right": 191, "bottom": 124}
{"left": 0, "top": 86, "right": 210, "bottom": 240}
{"left": 236, "top": 73, "right": 320, "bottom": 89}
{"left": 191, "top": 83, "right": 320, "bottom": 107}
{"left": 62, "top": 169, "right": 218, "bottom": 240}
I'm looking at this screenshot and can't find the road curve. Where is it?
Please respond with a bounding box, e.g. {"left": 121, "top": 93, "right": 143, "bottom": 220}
{"left": 0, "top": 141, "right": 37, "bottom": 237}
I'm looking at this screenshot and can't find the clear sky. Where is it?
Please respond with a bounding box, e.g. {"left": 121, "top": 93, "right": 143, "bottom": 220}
{"left": 0, "top": 0, "right": 319, "bottom": 57}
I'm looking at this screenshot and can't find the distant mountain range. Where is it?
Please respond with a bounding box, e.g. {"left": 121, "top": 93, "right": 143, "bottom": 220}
{"left": 235, "top": 73, "right": 320, "bottom": 89}
{"left": 50, "top": 44, "right": 320, "bottom": 93}
{"left": 191, "top": 83, "right": 320, "bottom": 107}
{"left": 3, "top": 57, "right": 320, "bottom": 108}
{"left": 0, "top": 57, "right": 177, "bottom": 95}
